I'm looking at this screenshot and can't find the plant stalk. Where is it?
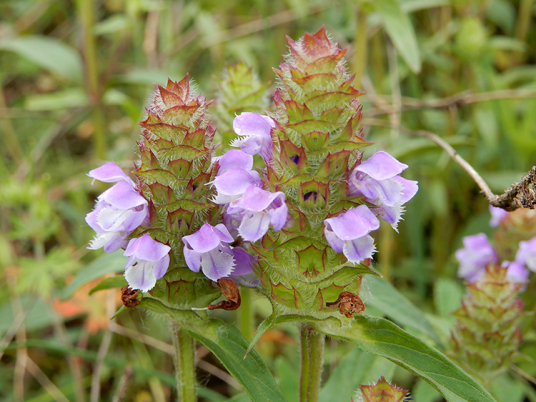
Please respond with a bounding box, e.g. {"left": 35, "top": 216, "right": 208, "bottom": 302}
{"left": 239, "top": 287, "right": 254, "bottom": 341}
{"left": 308, "top": 330, "right": 324, "bottom": 402}
{"left": 353, "top": 5, "right": 369, "bottom": 89}
{"left": 172, "top": 323, "right": 196, "bottom": 402}
{"left": 299, "top": 326, "right": 325, "bottom": 402}
{"left": 299, "top": 326, "right": 310, "bottom": 402}
{"left": 77, "top": 0, "right": 106, "bottom": 160}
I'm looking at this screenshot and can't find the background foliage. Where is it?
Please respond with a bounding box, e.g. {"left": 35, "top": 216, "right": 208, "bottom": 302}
{"left": 1, "top": 0, "right": 536, "bottom": 401}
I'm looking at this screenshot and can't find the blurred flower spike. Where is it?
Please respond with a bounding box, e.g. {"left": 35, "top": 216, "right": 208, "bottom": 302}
{"left": 124, "top": 234, "right": 170, "bottom": 292}
{"left": 349, "top": 151, "right": 418, "bottom": 231}
{"left": 85, "top": 162, "right": 148, "bottom": 253}
{"left": 456, "top": 233, "right": 498, "bottom": 283}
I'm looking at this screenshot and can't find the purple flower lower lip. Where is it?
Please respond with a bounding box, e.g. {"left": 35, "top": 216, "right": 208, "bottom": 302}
{"left": 323, "top": 205, "right": 379, "bottom": 264}
{"left": 123, "top": 234, "right": 171, "bottom": 292}
{"left": 489, "top": 205, "right": 509, "bottom": 227}
{"left": 456, "top": 233, "right": 498, "bottom": 282}
{"left": 515, "top": 236, "right": 536, "bottom": 272}
{"left": 182, "top": 223, "right": 236, "bottom": 281}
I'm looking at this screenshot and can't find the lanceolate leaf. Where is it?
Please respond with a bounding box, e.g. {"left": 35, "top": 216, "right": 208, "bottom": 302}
{"left": 89, "top": 276, "right": 127, "bottom": 295}
{"left": 376, "top": 0, "right": 422, "bottom": 74}
{"left": 140, "top": 298, "right": 287, "bottom": 402}
{"left": 364, "top": 274, "right": 439, "bottom": 343}
{"left": 320, "top": 316, "right": 497, "bottom": 402}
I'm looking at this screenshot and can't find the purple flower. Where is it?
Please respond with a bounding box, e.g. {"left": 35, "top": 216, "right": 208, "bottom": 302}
{"left": 514, "top": 236, "right": 536, "bottom": 272}
{"left": 323, "top": 205, "right": 380, "bottom": 264}
{"left": 211, "top": 150, "right": 262, "bottom": 204}
{"left": 225, "top": 186, "right": 289, "bottom": 242}
{"left": 456, "top": 233, "right": 498, "bottom": 283}
{"left": 231, "top": 112, "right": 274, "bottom": 163}
{"left": 182, "top": 223, "right": 257, "bottom": 281}
{"left": 124, "top": 234, "right": 171, "bottom": 292}
{"left": 349, "top": 151, "right": 418, "bottom": 230}
{"left": 502, "top": 261, "right": 530, "bottom": 283}
{"left": 489, "top": 206, "right": 509, "bottom": 227}
{"left": 85, "top": 162, "right": 149, "bottom": 252}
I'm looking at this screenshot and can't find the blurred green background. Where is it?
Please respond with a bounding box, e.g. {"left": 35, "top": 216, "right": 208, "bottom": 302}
{"left": 1, "top": 0, "right": 536, "bottom": 401}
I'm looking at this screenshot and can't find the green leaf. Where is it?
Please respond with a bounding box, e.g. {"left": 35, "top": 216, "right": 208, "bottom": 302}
{"left": 376, "top": 0, "right": 421, "bottom": 73}
{"left": 139, "top": 297, "right": 286, "bottom": 402}
{"left": 89, "top": 276, "right": 127, "bottom": 295}
{"left": 364, "top": 274, "right": 439, "bottom": 343}
{"left": 139, "top": 298, "right": 286, "bottom": 402}
{"left": 0, "top": 36, "right": 82, "bottom": 81}
{"left": 320, "top": 347, "right": 375, "bottom": 402}
{"left": 320, "top": 316, "right": 497, "bottom": 402}
{"left": 434, "top": 278, "right": 464, "bottom": 318}
{"left": 188, "top": 322, "right": 287, "bottom": 402}
{"left": 61, "top": 251, "right": 127, "bottom": 300}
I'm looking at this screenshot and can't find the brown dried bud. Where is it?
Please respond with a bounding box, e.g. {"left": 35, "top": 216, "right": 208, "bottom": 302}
{"left": 207, "top": 278, "right": 241, "bottom": 311}
{"left": 121, "top": 286, "right": 141, "bottom": 308}
{"left": 326, "top": 291, "right": 365, "bottom": 318}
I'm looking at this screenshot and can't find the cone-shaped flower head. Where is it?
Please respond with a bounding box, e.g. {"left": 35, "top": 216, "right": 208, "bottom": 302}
{"left": 450, "top": 265, "right": 526, "bottom": 385}
{"left": 324, "top": 205, "right": 379, "bottom": 264}
{"left": 85, "top": 162, "right": 148, "bottom": 253}
{"left": 349, "top": 151, "right": 418, "bottom": 230}
{"left": 124, "top": 234, "right": 170, "bottom": 292}
{"left": 358, "top": 376, "right": 408, "bottom": 402}
{"left": 456, "top": 233, "right": 498, "bottom": 283}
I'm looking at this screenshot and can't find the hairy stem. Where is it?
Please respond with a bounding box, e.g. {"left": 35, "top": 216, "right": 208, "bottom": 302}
{"left": 299, "top": 326, "right": 310, "bottom": 402}
{"left": 308, "top": 330, "right": 324, "bottom": 402}
{"left": 300, "top": 326, "right": 325, "bottom": 402}
{"left": 172, "top": 324, "right": 196, "bottom": 402}
{"left": 239, "top": 287, "right": 254, "bottom": 341}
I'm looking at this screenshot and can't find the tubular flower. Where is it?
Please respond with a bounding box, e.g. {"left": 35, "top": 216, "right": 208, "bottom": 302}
{"left": 514, "top": 236, "right": 536, "bottom": 272}
{"left": 231, "top": 112, "right": 274, "bottom": 163}
{"left": 124, "top": 234, "right": 170, "bottom": 292}
{"left": 501, "top": 261, "right": 530, "bottom": 283}
{"left": 349, "top": 151, "right": 418, "bottom": 230}
{"left": 225, "top": 186, "right": 289, "bottom": 242}
{"left": 182, "top": 223, "right": 256, "bottom": 281}
{"left": 211, "top": 149, "right": 262, "bottom": 204}
{"left": 489, "top": 205, "right": 509, "bottom": 227}
{"left": 85, "top": 162, "right": 148, "bottom": 252}
{"left": 324, "top": 205, "right": 380, "bottom": 264}
{"left": 455, "top": 233, "right": 498, "bottom": 283}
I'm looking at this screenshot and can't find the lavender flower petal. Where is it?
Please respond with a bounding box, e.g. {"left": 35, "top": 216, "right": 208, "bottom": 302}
{"left": 324, "top": 205, "right": 380, "bottom": 240}
{"left": 88, "top": 162, "right": 135, "bottom": 186}
{"left": 239, "top": 211, "right": 271, "bottom": 242}
{"left": 98, "top": 181, "right": 147, "bottom": 210}
{"left": 354, "top": 151, "right": 408, "bottom": 180}
{"left": 489, "top": 206, "right": 509, "bottom": 227}
{"left": 343, "top": 235, "right": 376, "bottom": 264}
{"left": 505, "top": 261, "right": 530, "bottom": 283}
{"left": 515, "top": 236, "right": 536, "bottom": 271}
{"left": 215, "top": 149, "right": 254, "bottom": 174}
{"left": 124, "top": 233, "right": 171, "bottom": 262}
{"left": 200, "top": 245, "right": 235, "bottom": 281}
{"left": 125, "top": 260, "right": 157, "bottom": 293}
{"left": 456, "top": 233, "right": 497, "bottom": 282}
{"left": 231, "top": 247, "right": 256, "bottom": 276}
{"left": 232, "top": 112, "right": 274, "bottom": 162}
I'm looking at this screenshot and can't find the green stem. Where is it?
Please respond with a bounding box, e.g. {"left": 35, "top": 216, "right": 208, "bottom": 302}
{"left": 172, "top": 324, "right": 196, "bottom": 402}
{"left": 77, "top": 0, "right": 106, "bottom": 160}
{"left": 308, "top": 330, "right": 324, "bottom": 402}
{"left": 299, "top": 326, "right": 325, "bottom": 402}
{"left": 353, "top": 4, "right": 369, "bottom": 90}
{"left": 516, "top": 0, "right": 533, "bottom": 42}
{"left": 299, "top": 326, "right": 310, "bottom": 402}
{"left": 239, "top": 287, "right": 254, "bottom": 341}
